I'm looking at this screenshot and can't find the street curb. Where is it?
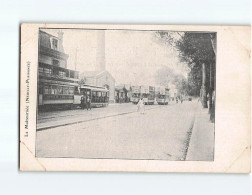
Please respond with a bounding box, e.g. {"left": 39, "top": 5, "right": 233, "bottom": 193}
{"left": 37, "top": 105, "right": 166, "bottom": 131}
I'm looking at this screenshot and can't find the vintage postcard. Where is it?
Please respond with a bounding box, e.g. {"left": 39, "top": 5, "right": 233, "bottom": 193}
{"left": 19, "top": 24, "right": 250, "bottom": 173}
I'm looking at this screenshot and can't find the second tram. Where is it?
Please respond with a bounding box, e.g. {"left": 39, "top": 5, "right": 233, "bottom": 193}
{"left": 140, "top": 85, "right": 155, "bottom": 105}
{"left": 156, "top": 86, "right": 170, "bottom": 105}
{"left": 131, "top": 85, "right": 141, "bottom": 104}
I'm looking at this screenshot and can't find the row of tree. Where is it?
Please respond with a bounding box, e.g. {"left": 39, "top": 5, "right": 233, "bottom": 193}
{"left": 155, "top": 31, "right": 216, "bottom": 122}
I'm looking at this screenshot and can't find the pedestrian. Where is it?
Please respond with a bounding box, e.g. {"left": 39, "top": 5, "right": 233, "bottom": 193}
{"left": 86, "top": 95, "right": 91, "bottom": 110}
{"left": 80, "top": 96, "right": 84, "bottom": 109}
{"left": 83, "top": 95, "right": 87, "bottom": 109}
{"left": 137, "top": 98, "right": 145, "bottom": 114}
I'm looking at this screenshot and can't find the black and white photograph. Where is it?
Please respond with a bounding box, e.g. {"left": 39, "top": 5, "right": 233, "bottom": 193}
{"left": 35, "top": 28, "right": 216, "bottom": 161}
{"left": 0, "top": 0, "right": 251, "bottom": 194}
{"left": 19, "top": 24, "right": 250, "bottom": 174}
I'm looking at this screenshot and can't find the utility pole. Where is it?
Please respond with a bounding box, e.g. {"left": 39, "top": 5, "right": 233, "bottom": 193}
{"left": 74, "top": 47, "right": 78, "bottom": 71}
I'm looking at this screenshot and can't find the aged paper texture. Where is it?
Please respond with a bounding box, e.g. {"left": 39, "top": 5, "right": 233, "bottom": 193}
{"left": 20, "top": 24, "right": 250, "bottom": 173}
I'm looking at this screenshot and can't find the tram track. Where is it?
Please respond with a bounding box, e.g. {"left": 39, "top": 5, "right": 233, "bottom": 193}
{"left": 37, "top": 104, "right": 174, "bottom": 131}
{"left": 37, "top": 104, "right": 160, "bottom": 121}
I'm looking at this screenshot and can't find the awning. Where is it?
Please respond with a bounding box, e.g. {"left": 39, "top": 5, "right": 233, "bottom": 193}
{"left": 80, "top": 85, "right": 108, "bottom": 92}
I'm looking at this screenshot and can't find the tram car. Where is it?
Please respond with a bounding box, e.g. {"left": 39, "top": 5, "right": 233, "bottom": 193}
{"left": 131, "top": 85, "right": 141, "bottom": 104}
{"left": 155, "top": 86, "right": 170, "bottom": 105}
{"left": 78, "top": 85, "right": 109, "bottom": 108}
{"left": 38, "top": 84, "right": 109, "bottom": 110}
{"left": 38, "top": 82, "right": 79, "bottom": 111}
{"left": 140, "top": 85, "right": 155, "bottom": 105}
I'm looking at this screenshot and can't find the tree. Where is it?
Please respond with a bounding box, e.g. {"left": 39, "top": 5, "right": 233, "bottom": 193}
{"left": 155, "top": 66, "right": 188, "bottom": 96}
{"left": 155, "top": 66, "right": 175, "bottom": 87}
{"left": 155, "top": 31, "right": 216, "bottom": 109}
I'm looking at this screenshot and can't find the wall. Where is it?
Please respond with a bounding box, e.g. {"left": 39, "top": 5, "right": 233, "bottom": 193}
{"left": 96, "top": 73, "right": 115, "bottom": 102}
{"left": 38, "top": 54, "right": 67, "bottom": 68}
{"left": 85, "top": 77, "right": 96, "bottom": 86}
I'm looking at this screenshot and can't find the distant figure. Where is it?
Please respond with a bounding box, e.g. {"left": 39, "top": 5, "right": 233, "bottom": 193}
{"left": 80, "top": 96, "right": 85, "bottom": 109}
{"left": 176, "top": 97, "right": 178, "bottom": 103}
{"left": 86, "top": 95, "right": 91, "bottom": 110}
{"left": 137, "top": 98, "right": 145, "bottom": 114}
{"left": 83, "top": 95, "right": 87, "bottom": 109}
{"left": 180, "top": 97, "right": 183, "bottom": 104}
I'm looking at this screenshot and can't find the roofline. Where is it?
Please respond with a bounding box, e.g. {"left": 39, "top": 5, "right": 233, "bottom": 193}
{"left": 80, "top": 70, "right": 115, "bottom": 81}
{"left": 96, "top": 70, "right": 115, "bottom": 81}
{"left": 39, "top": 29, "right": 59, "bottom": 39}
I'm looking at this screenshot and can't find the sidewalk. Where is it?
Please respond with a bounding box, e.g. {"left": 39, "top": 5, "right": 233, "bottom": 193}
{"left": 186, "top": 102, "right": 215, "bottom": 161}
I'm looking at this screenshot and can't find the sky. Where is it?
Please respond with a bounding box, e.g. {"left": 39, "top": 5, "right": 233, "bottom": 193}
{"left": 42, "top": 29, "right": 187, "bottom": 86}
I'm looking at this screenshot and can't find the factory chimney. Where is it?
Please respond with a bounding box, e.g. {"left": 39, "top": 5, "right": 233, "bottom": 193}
{"left": 95, "top": 30, "right": 106, "bottom": 71}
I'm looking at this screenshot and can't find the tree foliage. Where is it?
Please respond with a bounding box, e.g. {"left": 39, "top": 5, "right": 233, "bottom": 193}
{"left": 155, "top": 31, "right": 216, "bottom": 97}
{"left": 155, "top": 66, "right": 188, "bottom": 96}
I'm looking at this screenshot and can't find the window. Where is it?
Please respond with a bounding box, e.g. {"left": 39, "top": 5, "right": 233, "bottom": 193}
{"left": 44, "top": 85, "right": 49, "bottom": 94}
{"left": 68, "top": 87, "right": 74, "bottom": 95}
{"left": 63, "top": 87, "right": 69, "bottom": 95}
{"left": 39, "top": 67, "right": 43, "bottom": 73}
{"left": 142, "top": 94, "right": 148, "bottom": 98}
{"left": 44, "top": 68, "right": 52, "bottom": 75}
{"left": 59, "top": 71, "right": 66, "bottom": 78}
{"left": 70, "top": 71, "right": 75, "bottom": 78}
{"left": 53, "top": 59, "right": 59, "bottom": 66}
{"left": 51, "top": 86, "right": 57, "bottom": 94}
{"left": 52, "top": 38, "right": 58, "bottom": 50}
{"left": 39, "top": 85, "right": 43, "bottom": 94}
{"left": 57, "top": 86, "right": 63, "bottom": 94}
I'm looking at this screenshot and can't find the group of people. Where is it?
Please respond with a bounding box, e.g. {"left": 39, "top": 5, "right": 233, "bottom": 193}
{"left": 176, "top": 97, "right": 183, "bottom": 104}
{"left": 80, "top": 95, "right": 92, "bottom": 110}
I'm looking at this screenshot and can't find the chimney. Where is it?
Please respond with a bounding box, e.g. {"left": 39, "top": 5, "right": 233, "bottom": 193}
{"left": 57, "top": 30, "right": 64, "bottom": 52}
{"left": 96, "top": 30, "right": 105, "bottom": 71}
{"left": 57, "top": 30, "right": 63, "bottom": 40}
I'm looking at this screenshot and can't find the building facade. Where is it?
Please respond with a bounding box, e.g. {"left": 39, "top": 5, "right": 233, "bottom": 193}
{"left": 38, "top": 30, "right": 79, "bottom": 108}
{"left": 79, "top": 30, "right": 115, "bottom": 103}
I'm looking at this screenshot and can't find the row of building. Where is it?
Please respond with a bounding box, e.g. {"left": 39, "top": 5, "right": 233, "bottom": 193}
{"left": 38, "top": 30, "right": 136, "bottom": 107}
{"left": 38, "top": 30, "right": 175, "bottom": 109}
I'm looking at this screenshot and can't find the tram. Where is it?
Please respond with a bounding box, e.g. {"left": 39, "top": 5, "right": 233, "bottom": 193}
{"left": 38, "top": 82, "right": 79, "bottom": 111}
{"left": 156, "top": 86, "right": 169, "bottom": 105}
{"left": 131, "top": 85, "right": 141, "bottom": 104}
{"left": 78, "top": 85, "right": 109, "bottom": 108}
{"left": 38, "top": 84, "right": 109, "bottom": 110}
{"left": 140, "top": 85, "right": 155, "bottom": 105}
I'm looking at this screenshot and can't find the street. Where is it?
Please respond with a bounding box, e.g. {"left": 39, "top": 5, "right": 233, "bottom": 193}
{"left": 36, "top": 101, "right": 199, "bottom": 160}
